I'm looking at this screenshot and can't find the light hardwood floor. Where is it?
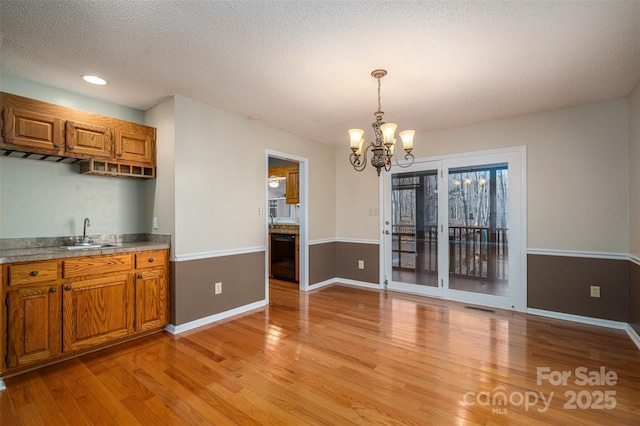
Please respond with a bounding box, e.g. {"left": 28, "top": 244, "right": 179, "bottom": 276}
{"left": 1, "top": 280, "right": 639, "bottom": 425}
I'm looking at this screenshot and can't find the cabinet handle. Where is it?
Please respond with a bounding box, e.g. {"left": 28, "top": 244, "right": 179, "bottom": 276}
{"left": 65, "top": 285, "right": 72, "bottom": 291}
{"left": 117, "top": 152, "right": 123, "bottom": 157}
{"left": 30, "top": 270, "right": 39, "bottom": 276}
{"left": 53, "top": 143, "right": 60, "bottom": 148}
{"left": 137, "top": 274, "right": 143, "bottom": 279}
{"left": 68, "top": 145, "right": 74, "bottom": 151}
{"left": 49, "top": 287, "right": 57, "bottom": 293}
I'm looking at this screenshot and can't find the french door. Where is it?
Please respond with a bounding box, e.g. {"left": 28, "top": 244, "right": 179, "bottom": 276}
{"left": 382, "top": 148, "right": 525, "bottom": 311}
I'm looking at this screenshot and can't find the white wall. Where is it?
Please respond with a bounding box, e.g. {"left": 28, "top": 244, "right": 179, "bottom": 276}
{"left": 145, "top": 97, "right": 176, "bottom": 249}
{"left": 0, "top": 75, "right": 150, "bottom": 238}
{"left": 337, "top": 98, "right": 630, "bottom": 254}
{"left": 160, "top": 96, "right": 335, "bottom": 257}
{"left": 629, "top": 82, "right": 640, "bottom": 256}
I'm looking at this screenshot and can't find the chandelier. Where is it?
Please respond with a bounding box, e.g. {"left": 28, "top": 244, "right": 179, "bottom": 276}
{"left": 349, "top": 69, "right": 415, "bottom": 176}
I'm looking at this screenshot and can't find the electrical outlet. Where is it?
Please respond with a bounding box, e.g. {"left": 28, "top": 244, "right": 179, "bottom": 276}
{"left": 215, "top": 282, "right": 222, "bottom": 295}
{"left": 152, "top": 217, "right": 158, "bottom": 229}
{"left": 590, "top": 285, "right": 600, "bottom": 298}
{"left": 358, "top": 260, "right": 365, "bottom": 269}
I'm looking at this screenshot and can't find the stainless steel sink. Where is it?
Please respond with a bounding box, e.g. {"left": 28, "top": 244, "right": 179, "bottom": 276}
{"left": 61, "top": 244, "right": 116, "bottom": 250}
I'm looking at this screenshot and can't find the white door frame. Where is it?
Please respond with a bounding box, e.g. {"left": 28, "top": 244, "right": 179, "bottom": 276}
{"left": 265, "top": 150, "right": 309, "bottom": 298}
{"left": 381, "top": 146, "right": 527, "bottom": 312}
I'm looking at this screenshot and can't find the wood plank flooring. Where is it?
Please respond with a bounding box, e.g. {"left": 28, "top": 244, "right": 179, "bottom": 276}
{"left": 1, "top": 280, "right": 639, "bottom": 425}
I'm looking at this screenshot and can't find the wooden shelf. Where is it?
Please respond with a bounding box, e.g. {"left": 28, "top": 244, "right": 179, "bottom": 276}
{"left": 79, "top": 159, "right": 155, "bottom": 178}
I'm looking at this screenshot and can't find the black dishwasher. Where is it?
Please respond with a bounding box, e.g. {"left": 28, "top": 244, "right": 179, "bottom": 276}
{"left": 270, "top": 233, "right": 296, "bottom": 282}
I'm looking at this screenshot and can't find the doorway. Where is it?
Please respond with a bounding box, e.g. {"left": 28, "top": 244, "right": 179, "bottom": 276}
{"left": 382, "top": 147, "right": 526, "bottom": 311}
{"left": 266, "top": 151, "right": 308, "bottom": 294}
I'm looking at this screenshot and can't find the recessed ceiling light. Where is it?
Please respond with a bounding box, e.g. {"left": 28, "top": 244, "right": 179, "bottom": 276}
{"left": 81, "top": 75, "right": 108, "bottom": 85}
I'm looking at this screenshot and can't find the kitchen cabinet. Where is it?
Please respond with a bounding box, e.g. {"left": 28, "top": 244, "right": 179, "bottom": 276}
{"left": 7, "top": 285, "right": 61, "bottom": 368}
{"left": 65, "top": 120, "right": 112, "bottom": 158}
{"left": 1, "top": 104, "right": 64, "bottom": 155}
{"left": 1, "top": 248, "right": 169, "bottom": 375}
{"left": 285, "top": 167, "right": 300, "bottom": 204}
{"left": 1, "top": 92, "right": 157, "bottom": 177}
{"left": 63, "top": 274, "right": 134, "bottom": 352}
{"left": 134, "top": 250, "right": 169, "bottom": 332}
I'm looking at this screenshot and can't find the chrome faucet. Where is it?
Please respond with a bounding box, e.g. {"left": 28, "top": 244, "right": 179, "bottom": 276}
{"left": 82, "top": 217, "right": 91, "bottom": 243}
{"left": 268, "top": 213, "right": 275, "bottom": 229}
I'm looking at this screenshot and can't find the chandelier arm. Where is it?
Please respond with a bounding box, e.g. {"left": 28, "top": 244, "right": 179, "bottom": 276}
{"left": 349, "top": 142, "right": 372, "bottom": 172}
{"left": 392, "top": 152, "right": 416, "bottom": 169}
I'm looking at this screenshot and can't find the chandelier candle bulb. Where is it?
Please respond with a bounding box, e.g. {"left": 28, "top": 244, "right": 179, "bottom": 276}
{"left": 349, "top": 129, "right": 365, "bottom": 152}
{"left": 399, "top": 130, "right": 415, "bottom": 152}
{"left": 380, "top": 122, "right": 397, "bottom": 146}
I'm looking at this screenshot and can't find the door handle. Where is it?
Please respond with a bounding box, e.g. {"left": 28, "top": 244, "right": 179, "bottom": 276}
{"left": 384, "top": 230, "right": 390, "bottom": 235}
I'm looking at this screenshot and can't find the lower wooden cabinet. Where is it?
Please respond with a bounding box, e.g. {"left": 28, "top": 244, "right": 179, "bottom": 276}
{"left": 63, "top": 274, "right": 134, "bottom": 352}
{"left": 2, "top": 249, "right": 169, "bottom": 374}
{"left": 7, "top": 285, "right": 61, "bottom": 368}
{"left": 135, "top": 269, "right": 168, "bottom": 332}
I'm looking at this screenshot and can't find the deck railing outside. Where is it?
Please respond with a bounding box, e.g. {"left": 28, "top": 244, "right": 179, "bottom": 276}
{"left": 392, "top": 225, "right": 508, "bottom": 281}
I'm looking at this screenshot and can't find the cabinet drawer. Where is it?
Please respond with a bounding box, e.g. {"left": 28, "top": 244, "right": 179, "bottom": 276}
{"left": 63, "top": 254, "right": 133, "bottom": 278}
{"left": 136, "top": 250, "right": 167, "bottom": 269}
{"left": 7, "top": 261, "right": 59, "bottom": 286}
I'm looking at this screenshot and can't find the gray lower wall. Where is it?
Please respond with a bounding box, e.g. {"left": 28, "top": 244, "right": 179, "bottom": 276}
{"left": 171, "top": 251, "right": 265, "bottom": 326}
{"left": 528, "top": 254, "right": 629, "bottom": 322}
{"left": 309, "top": 241, "right": 337, "bottom": 285}
{"left": 309, "top": 241, "right": 380, "bottom": 286}
{"left": 630, "top": 261, "right": 640, "bottom": 335}
{"left": 336, "top": 242, "right": 380, "bottom": 284}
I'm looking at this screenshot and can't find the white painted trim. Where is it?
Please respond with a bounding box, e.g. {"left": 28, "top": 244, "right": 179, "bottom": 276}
{"left": 165, "top": 299, "right": 268, "bottom": 334}
{"left": 527, "top": 308, "right": 640, "bottom": 352}
{"left": 625, "top": 324, "right": 640, "bottom": 351}
{"left": 630, "top": 254, "right": 640, "bottom": 267}
{"left": 336, "top": 238, "right": 380, "bottom": 245}
{"left": 527, "top": 248, "right": 628, "bottom": 261}
{"left": 309, "top": 238, "right": 336, "bottom": 245}
{"left": 308, "top": 238, "right": 381, "bottom": 245}
{"left": 335, "top": 278, "right": 382, "bottom": 290}
{"left": 527, "top": 308, "right": 628, "bottom": 329}
{"left": 305, "top": 278, "right": 335, "bottom": 291}
{"left": 174, "top": 246, "right": 265, "bottom": 262}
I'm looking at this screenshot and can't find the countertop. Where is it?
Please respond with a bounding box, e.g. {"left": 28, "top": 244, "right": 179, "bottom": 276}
{"left": 0, "top": 241, "right": 170, "bottom": 264}
{"left": 269, "top": 224, "right": 299, "bottom": 235}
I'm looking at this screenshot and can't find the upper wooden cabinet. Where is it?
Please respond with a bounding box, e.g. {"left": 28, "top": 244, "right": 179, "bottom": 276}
{"left": 0, "top": 92, "right": 157, "bottom": 175}
{"left": 115, "top": 128, "right": 154, "bottom": 164}
{"left": 286, "top": 167, "right": 300, "bottom": 204}
{"left": 2, "top": 105, "right": 64, "bottom": 155}
{"left": 65, "top": 120, "right": 112, "bottom": 158}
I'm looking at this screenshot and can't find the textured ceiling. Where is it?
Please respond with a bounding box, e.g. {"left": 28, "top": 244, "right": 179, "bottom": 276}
{"left": 1, "top": 1, "right": 639, "bottom": 146}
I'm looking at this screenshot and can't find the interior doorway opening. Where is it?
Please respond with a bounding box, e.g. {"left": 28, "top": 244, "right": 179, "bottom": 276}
{"left": 266, "top": 151, "right": 308, "bottom": 295}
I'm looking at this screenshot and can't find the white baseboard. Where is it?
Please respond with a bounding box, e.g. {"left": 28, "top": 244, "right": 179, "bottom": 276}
{"left": 334, "top": 278, "right": 382, "bottom": 290}
{"left": 527, "top": 308, "right": 640, "bottom": 351}
{"left": 165, "top": 299, "right": 268, "bottom": 334}
{"left": 626, "top": 324, "right": 640, "bottom": 350}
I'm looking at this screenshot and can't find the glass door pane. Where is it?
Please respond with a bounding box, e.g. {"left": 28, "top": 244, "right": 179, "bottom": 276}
{"left": 447, "top": 164, "right": 508, "bottom": 296}
{"left": 390, "top": 169, "right": 439, "bottom": 287}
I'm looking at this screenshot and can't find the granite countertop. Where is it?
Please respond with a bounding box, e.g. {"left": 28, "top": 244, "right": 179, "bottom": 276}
{"left": 269, "top": 224, "right": 299, "bottom": 235}
{"left": 0, "top": 235, "right": 170, "bottom": 264}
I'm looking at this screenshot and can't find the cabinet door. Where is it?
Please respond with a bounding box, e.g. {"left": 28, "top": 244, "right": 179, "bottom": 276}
{"left": 63, "top": 274, "right": 134, "bottom": 352}
{"left": 285, "top": 168, "right": 300, "bottom": 204}
{"left": 135, "top": 269, "right": 168, "bottom": 332}
{"left": 65, "top": 120, "right": 111, "bottom": 158}
{"left": 114, "top": 128, "right": 154, "bottom": 166}
{"left": 2, "top": 106, "right": 64, "bottom": 154}
{"left": 7, "top": 285, "right": 62, "bottom": 368}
